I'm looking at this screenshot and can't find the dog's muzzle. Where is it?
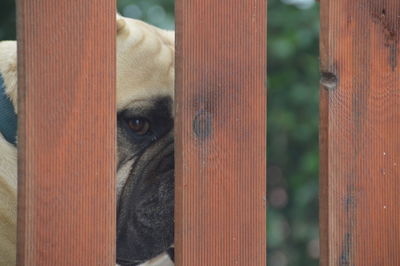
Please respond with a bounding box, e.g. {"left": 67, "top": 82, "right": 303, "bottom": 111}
{"left": 116, "top": 133, "right": 174, "bottom": 265}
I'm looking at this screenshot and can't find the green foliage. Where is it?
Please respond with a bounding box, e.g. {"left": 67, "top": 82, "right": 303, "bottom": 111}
{"left": 0, "top": 0, "right": 320, "bottom": 265}
{"left": 267, "top": 1, "right": 320, "bottom": 265}
{"left": 118, "top": 0, "right": 175, "bottom": 29}
{"left": 0, "top": 0, "right": 16, "bottom": 40}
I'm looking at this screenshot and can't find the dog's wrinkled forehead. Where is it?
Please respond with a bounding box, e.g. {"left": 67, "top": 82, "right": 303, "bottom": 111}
{"left": 0, "top": 15, "right": 174, "bottom": 113}
{"left": 116, "top": 15, "right": 175, "bottom": 111}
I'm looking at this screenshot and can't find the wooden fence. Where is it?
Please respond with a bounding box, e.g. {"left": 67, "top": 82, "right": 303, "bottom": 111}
{"left": 175, "top": 0, "right": 266, "bottom": 265}
{"left": 15, "top": 0, "right": 400, "bottom": 265}
{"left": 320, "top": 0, "right": 400, "bottom": 265}
{"left": 17, "top": 0, "right": 116, "bottom": 265}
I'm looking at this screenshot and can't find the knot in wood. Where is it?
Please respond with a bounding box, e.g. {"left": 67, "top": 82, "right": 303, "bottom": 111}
{"left": 193, "top": 110, "right": 212, "bottom": 140}
{"left": 320, "top": 72, "right": 338, "bottom": 90}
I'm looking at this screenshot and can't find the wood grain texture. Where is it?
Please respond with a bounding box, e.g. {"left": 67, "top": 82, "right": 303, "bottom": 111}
{"left": 17, "top": 1, "right": 116, "bottom": 265}
{"left": 175, "top": 1, "right": 267, "bottom": 265}
{"left": 320, "top": 0, "right": 400, "bottom": 265}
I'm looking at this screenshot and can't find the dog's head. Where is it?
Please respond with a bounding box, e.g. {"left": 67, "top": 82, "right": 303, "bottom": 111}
{"left": 0, "top": 15, "right": 175, "bottom": 266}
{"left": 115, "top": 16, "right": 175, "bottom": 265}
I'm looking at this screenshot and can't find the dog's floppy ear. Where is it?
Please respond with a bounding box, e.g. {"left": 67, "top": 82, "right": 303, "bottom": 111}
{"left": 0, "top": 41, "right": 17, "bottom": 113}
{"left": 115, "top": 14, "right": 175, "bottom": 110}
{"left": 117, "top": 13, "right": 127, "bottom": 33}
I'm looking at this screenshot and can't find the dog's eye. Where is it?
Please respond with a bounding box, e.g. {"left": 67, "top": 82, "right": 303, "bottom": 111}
{"left": 127, "top": 118, "right": 150, "bottom": 135}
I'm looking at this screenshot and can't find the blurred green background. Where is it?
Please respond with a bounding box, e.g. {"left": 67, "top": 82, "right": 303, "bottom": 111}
{"left": 0, "top": 0, "right": 320, "bottom": 265}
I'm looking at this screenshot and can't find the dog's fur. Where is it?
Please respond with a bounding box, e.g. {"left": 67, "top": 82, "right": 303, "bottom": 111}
{"left": 0, "top": 15, "right": 175, "bottom": 266}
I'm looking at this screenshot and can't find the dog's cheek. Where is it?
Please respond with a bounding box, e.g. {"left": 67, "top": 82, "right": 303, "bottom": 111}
{"left": 137, "top": 170, "right": 174, "bottom": 238}
{"left": 127, "top": 173, "right": 172, "bottom": 248}
{"left": 116, "top": 158, "right": 135, "bottom": 199}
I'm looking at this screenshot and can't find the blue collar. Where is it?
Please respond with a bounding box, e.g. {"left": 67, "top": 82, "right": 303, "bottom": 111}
{"left": 0, "top": 73, "right": 17, "bottom": 146}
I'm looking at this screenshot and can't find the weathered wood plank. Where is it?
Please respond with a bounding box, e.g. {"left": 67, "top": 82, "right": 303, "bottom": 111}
{"left": 175, "top": 1, "right": 267, "bottom": 265}
{"left": 320, "top": 0, "right": 400, "bottom": 265}
{"left": 17, "top": 1, "right": 116, "bottom": 265}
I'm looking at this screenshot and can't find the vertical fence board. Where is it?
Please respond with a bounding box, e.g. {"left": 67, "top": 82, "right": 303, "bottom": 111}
{"left": 320, "top": 0, "right": 400, "bottom": 265}
{"left": 17, "top": 1, "right": 116, "bottom": 265}
{"left": 175, "top": 1, "right": 267, "bottom": 265}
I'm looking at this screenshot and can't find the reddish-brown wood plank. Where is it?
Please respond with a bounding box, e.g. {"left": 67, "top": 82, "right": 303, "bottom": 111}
{"left": 17, "top": 1, "right": 116, "bottom": 265}
{"left": 175, "top": 1, "right": 267, "bottom": 265}
{"left": 320, "top": 0, "right": 400, "bottom": 265}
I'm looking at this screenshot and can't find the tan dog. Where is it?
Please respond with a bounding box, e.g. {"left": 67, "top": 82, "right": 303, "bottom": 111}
{"left": 0, "top": 15, "right": 175, "bottom": 266}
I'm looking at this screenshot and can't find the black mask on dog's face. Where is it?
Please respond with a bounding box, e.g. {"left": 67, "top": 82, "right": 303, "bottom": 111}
{"left": 115, "top": 96, "right": 174, "bottom": 266}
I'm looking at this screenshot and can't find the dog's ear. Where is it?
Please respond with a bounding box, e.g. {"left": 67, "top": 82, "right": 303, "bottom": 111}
{"left": 0, "top": 41, "right": 17, "bottom": 113}
{"left": 116, "top": 13, "right": 126, "bottom": 33}
{"left": 115, "top": 15, "right": 175, "bottom": 110}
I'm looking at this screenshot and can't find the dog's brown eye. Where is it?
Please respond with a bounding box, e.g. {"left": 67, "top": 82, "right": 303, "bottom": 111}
{"left": 128, "top": 118, "right": 150, "bottom": 135}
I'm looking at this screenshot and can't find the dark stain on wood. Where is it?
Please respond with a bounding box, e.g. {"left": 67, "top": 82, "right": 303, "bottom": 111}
{"left": 193, "top": 110, "right": 212, "bottom": 140}
{"left": 370, "top": 3, "right": 399, "bottom": 70}
{"left": 389, "top": 44, "right": 397, "bottom": 70}
{"left": 340, "top": 232, "right": 353, "bottom": 266}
